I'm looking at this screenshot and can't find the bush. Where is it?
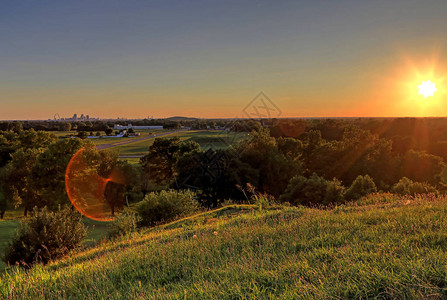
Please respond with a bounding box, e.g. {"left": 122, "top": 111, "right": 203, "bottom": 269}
{"left": 279, "top": 173, "right": 345, "bottom": 206}
{"left": 107, "top": 210, "right": 140, "bottom": 239}
{"left": 344, "top": 175, "right": 377, "bottom": 201}
{"left": 392, "top": 177, "right": 437, "bottom": 195}
{"left": 104, "top": 128, "right": 113, "bottom": 135}
{"left": 136, "top": 190, "right": 199, "bottom": 227}
{"left": 3, "top": 206, "right": 86, "bottom": 267}
{"left": 77, "top": 131, "right": 87, "bottom": 139}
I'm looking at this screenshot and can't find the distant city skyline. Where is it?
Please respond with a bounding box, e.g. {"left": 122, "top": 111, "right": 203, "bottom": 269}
{"left": 1, "top": 1, "right": 447, "bottom": 120}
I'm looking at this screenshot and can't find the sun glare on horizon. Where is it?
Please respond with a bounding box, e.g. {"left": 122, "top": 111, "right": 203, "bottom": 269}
{"left": 418, "top": 80, "right": 438, "bottom": 98}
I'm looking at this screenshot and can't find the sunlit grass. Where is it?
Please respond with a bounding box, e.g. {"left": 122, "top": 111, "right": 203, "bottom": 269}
{"left": 1, "top": 196, "right": 447, "bottom": 298}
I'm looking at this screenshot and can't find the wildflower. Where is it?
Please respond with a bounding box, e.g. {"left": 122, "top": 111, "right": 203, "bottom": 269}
{"left": 213, "top": 231, "right": 218, "bottom": 236}
{"left": 138, "top": 281, "right": 141, "bottom": 287}
{"left": 193, "top": 234, "right": 197, "bottom": 239}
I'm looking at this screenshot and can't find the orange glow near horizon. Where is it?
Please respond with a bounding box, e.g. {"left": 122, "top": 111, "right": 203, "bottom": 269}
{"left": 362, "top": 50, "right": 446, "bottom": 118}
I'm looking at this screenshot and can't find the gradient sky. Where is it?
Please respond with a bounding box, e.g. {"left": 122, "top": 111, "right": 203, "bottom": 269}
{"left": 1, "top": 0, "right": 447, "bottom": 120}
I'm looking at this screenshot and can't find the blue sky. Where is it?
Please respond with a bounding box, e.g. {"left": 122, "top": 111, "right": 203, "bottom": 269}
{"left": 1, "top": 0, "right": 447, "bottom": 119}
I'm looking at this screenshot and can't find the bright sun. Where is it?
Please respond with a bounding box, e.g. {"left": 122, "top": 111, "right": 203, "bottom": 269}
{"left": 418, "top": 80, "right": 437, "bottom": 98}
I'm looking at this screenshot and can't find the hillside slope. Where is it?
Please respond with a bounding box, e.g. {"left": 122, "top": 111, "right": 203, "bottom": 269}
{"left": 1, "top": 198, "right": 447, "bottom": 299}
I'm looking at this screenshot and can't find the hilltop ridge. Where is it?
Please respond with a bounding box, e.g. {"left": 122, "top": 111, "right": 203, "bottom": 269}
{"left": 1, "top": 197, "right": 447, "bottom": 298}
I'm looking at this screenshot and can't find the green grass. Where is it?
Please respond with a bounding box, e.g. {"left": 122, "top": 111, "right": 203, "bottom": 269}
{"left": 50, "top": 129, "right": 170, "bottom": 145}
{"left": 119, "top": 157, "right": 141, "bottom": 165}
{"left": 2, "top": 195, "right": 447, "bottom": 298}
{"left": 0, "top": 215, "right": 110, "bottom": 273}
{"left": 50, "top": 131, "right": 78, "bottom": 138}
{"left": 50, "top": 130, "right": 249, "bottom": 158}
{"left": 0, "top": 220, "right": 20, "bottom": 272}
{"left": 115, "top": 130, "right": 249, "bottom": 157}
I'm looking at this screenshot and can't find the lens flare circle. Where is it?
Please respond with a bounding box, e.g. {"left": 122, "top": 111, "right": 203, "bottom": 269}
{"left": 65, "top": 147, "right": 125, "bottom": 222}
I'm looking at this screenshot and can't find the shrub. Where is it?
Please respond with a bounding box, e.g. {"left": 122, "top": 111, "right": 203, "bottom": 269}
{"left": 279, "top": 173, "right": 345, "bottom": 206}
{"left": 136, "top": 190, "right": 198, "bottom": 227}
{"left": 3, "top": 206, "right": 86, "bottom": 267}
{"left": 107, "top": 210, "right": 140, "bottom": 239}
{"left": 344, "top": 175, "right": 377, "bottom": 201}
{"left": 77, "top": 131, "right": 87, "bottom": 139}
{"left": 392, "top": 177, "right": 437, "bottom": 195}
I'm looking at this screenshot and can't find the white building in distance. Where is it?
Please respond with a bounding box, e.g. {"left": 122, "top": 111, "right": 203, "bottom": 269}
{"left": 113, "top": 124, "right": 163, "bottom": 130}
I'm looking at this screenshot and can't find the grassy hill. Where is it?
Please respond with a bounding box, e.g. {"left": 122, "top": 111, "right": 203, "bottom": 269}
{"left": 1, "top": 196, "right": 447, "bottom": 298}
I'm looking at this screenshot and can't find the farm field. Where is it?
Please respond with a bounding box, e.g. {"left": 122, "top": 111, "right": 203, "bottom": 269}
{"left": 50, "top": 130, "right": 248, "bottom": 159}
{"left": 115, "top": 130, "right": 250, "bottom": 158}
{"left": 50, "top": 129, "right": 169, "bottom": 145}
{"left": 1, "top": 195, "right": 447, "bottom": 298}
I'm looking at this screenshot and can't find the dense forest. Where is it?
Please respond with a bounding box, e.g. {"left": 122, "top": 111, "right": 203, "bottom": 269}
{"left": 0, "top": 117, "right": 446, "bottom": 219}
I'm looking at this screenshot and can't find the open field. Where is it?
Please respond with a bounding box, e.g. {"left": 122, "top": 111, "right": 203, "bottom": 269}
{"left": 50, "top": 129, "right": 170, "bottom": 146}
{"left": 50, "top": 130, "right": 249, "bottom": 161}
{"left": 115, "top": 130, "right": 250, "bottom": 158}
{"left": 2, "top": 195, "right": 447, "bottom": 298}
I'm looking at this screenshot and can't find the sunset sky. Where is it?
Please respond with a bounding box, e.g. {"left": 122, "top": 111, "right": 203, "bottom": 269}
{"left": 1, "top": 1, "right": 447, "bottom": 120}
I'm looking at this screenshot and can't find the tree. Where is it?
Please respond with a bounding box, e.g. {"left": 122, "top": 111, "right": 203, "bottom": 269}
{"left": 119, "top": 162, "right": 143, "bottom": 204}
{"left": 0, "top": 131, "right": 19, "bottom": 168}
{"left": 94, "top": 149, "right": 123, "bottom": 216}
{"left": 344, "top": 175, "right": 377, "bottom": 201}
{"left": 270, "top": 119, "right": 306, "bottom": 138}
{"left": 1, "top": 149, "right": 42, "bottom": 216}
{"left": 279, "top": 173, "right": 345, "bottom": 206}
{"left": 163, "top": 122, "right": 181, "bottom": 130}
{"left": 104, "top": 128, "right": 113, "bottom": 136}
{"left": 80, "top": 148, "right": 139, "bottom": 216}
{"left": 140, "top": 137, "right": 200, "bottom": 186}
{"left": 9, "top": 121, "right": 23, "bottom": 133}
{"left": 392, "top": 177, "right": 437, "bottom": 195}
{"left": 304, "top": 126, "right": 396, "bottom": 186}
{"left": 58, "top": 122, "right": 72, "bottom": 131}
{"left": 236, "top": 128, "right": 301, "bottom": 197}
{"left": 0, "top": 129, "right": 56, "bottom": 168}
{"left": 77, "top": 131, "right": 88, "bottom": 139}
{"left": 176, "top": 149, "right": 259, "bottom": 207}
{"left": 32, "top": 139, "right": 84, "bottom": 210}
{"left": 17, "top": 129, "right": 56, "bottom": 150}
{"left": 399, "top": 150, "right": 445, "bottom": 185}
{"left": 277, "top": 137, "right": 303, "bottom": 160}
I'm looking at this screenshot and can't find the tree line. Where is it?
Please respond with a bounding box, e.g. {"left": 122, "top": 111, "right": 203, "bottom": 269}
{"left": 1, "top": 117, "right": 446, "bottom": 219}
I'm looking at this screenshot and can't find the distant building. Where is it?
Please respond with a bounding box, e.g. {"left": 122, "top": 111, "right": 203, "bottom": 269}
{"left": 114, "top": 124, "right": 163, "bottom": 130}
